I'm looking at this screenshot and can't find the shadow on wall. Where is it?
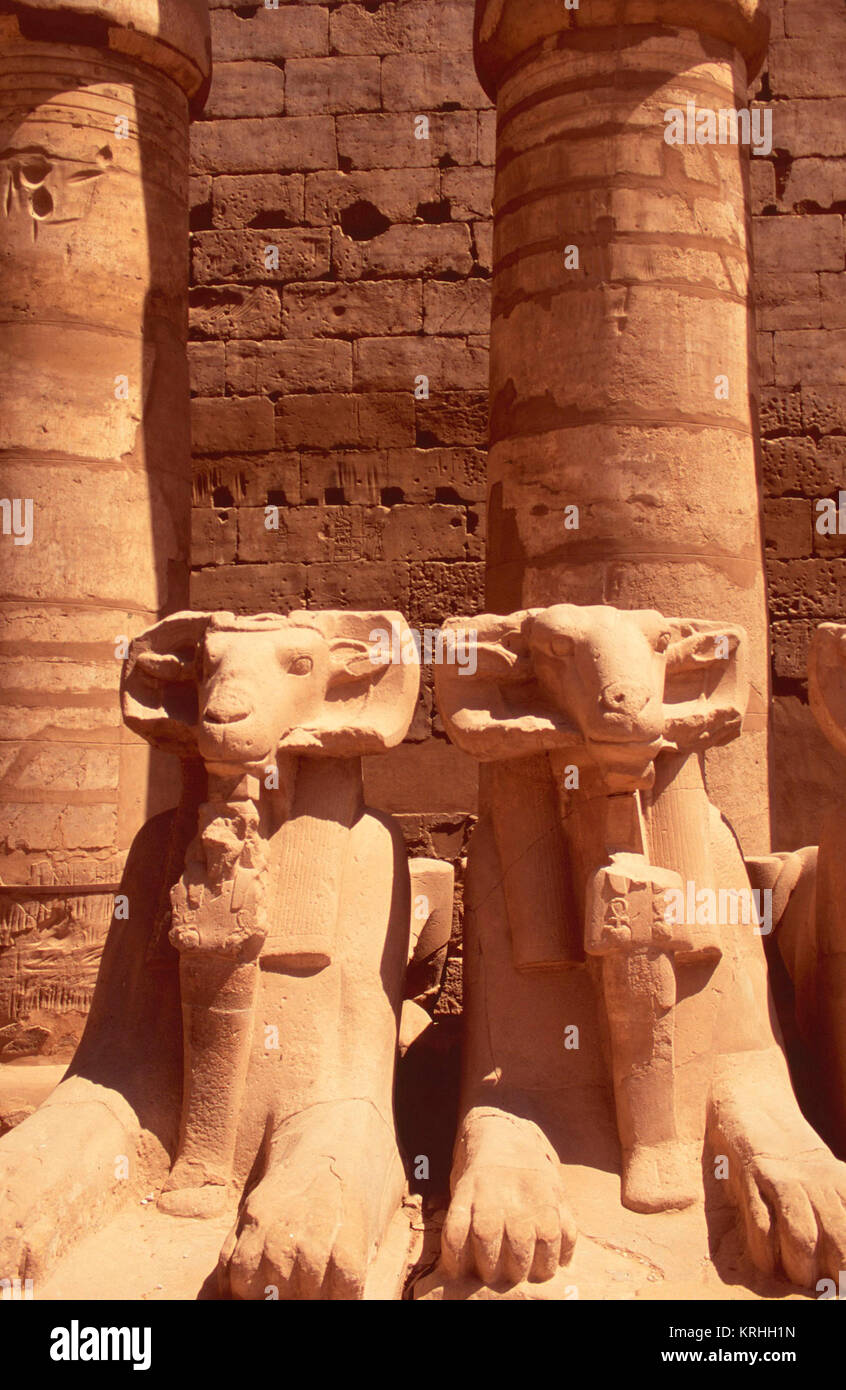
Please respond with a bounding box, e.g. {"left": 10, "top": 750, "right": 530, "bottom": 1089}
{"left": 771, "top": 695, "right": 844, "bottom": 851}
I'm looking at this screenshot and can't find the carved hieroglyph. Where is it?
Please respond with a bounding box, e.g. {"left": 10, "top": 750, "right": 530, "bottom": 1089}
{"left": 0, "top": 0, "right": 209, "bottom": 1051}
{"left": 430, "top": 605, "right": 846, "bottom": 1295}
{"left": 0, "top": 609, "right": 448, "bottom": 1300}
{"left": 473, "top": 0, "right": 772, "bottom": 851}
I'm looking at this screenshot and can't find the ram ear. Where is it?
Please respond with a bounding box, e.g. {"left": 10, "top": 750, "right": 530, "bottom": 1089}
{"left": 433, "top": 611, "right": 582, "bottom": 761}
{"left": 121, "top": 612, "right": 210, "bottom": 755}
{"left": 661, "top": 620, "right": 749, "bottom": 751}
{"left": 471, "top": 637, "right": 531, "bottom": 683}
{"left": 809, "top": 623, "right": 846, "bottom": 758}
{"left": 278, "top": 611, "right": 420, "bottom": 755}
{"left": 327, "top": 637, "right": 388, "bottom": 685}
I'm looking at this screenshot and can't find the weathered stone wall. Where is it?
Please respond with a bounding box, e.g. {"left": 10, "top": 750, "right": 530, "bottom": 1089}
{"left": 750, "top": 0, "right": 844, "bottom": 850}
{"left": 752, "top": 0, "right": 846, "bottom": 850}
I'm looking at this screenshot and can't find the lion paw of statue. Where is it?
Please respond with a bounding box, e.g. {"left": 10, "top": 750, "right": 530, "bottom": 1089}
{"left": 218, "top": 1101, "right": 405, "bottom": 1300}
{"left": 734, "top": 1149, "right": 846, "bottom": 1290}
{"left": 441, "top": 1109, "right": 577, "bottom": 1287}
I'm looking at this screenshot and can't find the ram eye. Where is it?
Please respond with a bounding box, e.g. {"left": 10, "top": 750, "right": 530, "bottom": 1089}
{"left": 655, "top": 631, "right": 672, "bottom": 654}
{"left": 289, "top": 655, "right": 313, "bottom": 676}
{"left": 548, "top": 634, "right": 575, "bottom": 659}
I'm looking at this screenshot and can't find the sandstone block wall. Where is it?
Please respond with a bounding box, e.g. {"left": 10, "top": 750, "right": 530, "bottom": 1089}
{"left": 752, "top": 0, "right": 846, "bottom": 849}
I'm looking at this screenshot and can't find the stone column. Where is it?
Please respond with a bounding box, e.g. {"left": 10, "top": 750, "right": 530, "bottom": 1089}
{"left": 475, "top": 0, "right": 771, "bottom": 851}
{"left": 0, "top": 1, "right": 209, "bottom": 1041}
